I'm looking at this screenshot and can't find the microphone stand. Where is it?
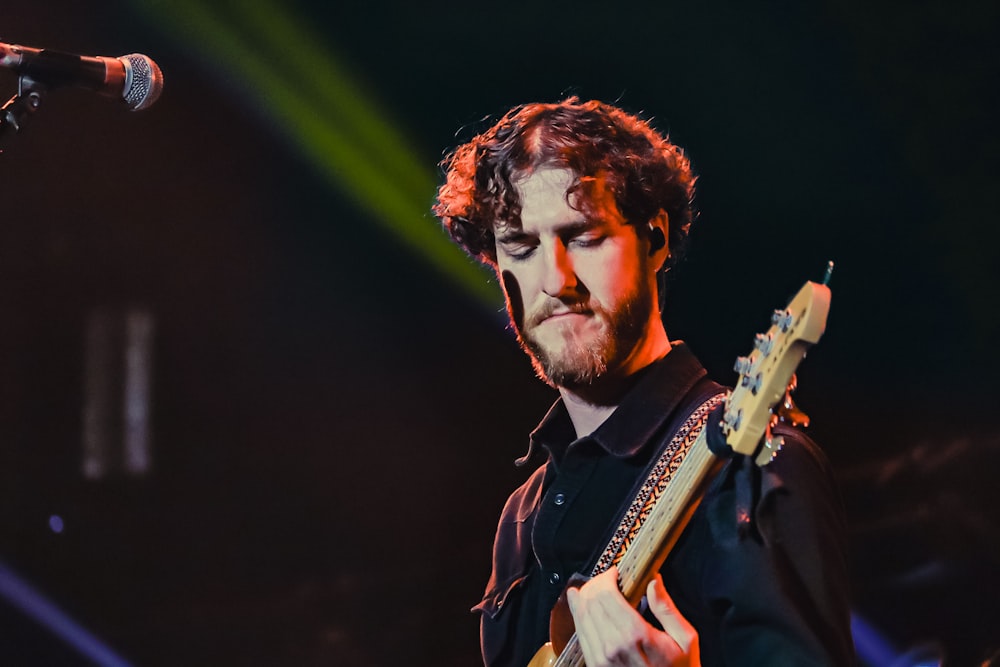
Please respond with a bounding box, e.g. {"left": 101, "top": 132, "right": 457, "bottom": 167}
{"left": 0, "top": 76, "right": 46, "bottom": 151}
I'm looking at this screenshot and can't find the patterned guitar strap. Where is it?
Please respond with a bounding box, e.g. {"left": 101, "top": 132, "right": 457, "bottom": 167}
{"left": 590, "top": 391, "right": 727, "bottom": 576}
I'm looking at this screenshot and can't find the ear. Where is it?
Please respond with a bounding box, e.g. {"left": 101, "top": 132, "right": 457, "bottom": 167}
{"left": 647, "top": 209, "right": 671, "bottom": 271}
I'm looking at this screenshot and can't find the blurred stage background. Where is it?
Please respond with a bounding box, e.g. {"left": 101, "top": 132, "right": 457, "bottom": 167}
{"left": 1, "top": 1, "right": 998, "bottom": 664}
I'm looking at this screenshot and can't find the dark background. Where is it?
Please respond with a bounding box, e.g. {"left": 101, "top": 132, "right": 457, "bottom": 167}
{"left": 1, "top": 1, "right": 998, "bottom": 665}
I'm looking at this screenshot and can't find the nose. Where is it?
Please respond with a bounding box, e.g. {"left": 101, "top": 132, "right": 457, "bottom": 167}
{"left": 541, "top": 239, "right": 577, "bottom": 297}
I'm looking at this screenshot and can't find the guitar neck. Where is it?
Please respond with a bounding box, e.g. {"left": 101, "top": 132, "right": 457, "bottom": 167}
{"left": 616, "top": 429, "right": 722, "bottom": 604}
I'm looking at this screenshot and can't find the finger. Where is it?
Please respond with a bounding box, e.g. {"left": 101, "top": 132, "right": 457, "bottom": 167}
{"left": 646, "top": 575, "right": 698, "bottom": 654}
{"left": 569, "top": 579, "right": 625, "bottom": 664}
{"left": 586, "top": 593, "right": 683, "bottom": 667}
{"left": 567, "top": 586, "right": 606, "bottom": 664}
{"left": 571, "top": 568, "right": 661, "bottom": 666}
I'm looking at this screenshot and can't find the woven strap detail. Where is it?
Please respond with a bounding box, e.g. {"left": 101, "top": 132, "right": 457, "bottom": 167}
{"left": 590, "top": 392, "right": 726, "bottom": 575}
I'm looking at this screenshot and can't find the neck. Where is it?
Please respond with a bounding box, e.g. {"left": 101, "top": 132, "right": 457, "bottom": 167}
{"left": 560, "top": 325, "right": 672, "bottom": 438}
{"left": 559, "top": 391, "right": 618, "bottom": 439}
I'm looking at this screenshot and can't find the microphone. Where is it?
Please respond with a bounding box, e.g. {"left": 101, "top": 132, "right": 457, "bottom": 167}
{"left": 0, "top": 42, "right": 163, "bottom": 111}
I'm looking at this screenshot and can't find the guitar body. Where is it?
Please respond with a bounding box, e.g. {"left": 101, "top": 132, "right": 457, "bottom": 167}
{"left": 527, "top": 643, "right": 557, "bottom": 667}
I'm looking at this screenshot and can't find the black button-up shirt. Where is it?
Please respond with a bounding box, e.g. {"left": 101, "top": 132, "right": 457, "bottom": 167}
{"left": 474, "top": 343, "right": 854, "bottom": 666}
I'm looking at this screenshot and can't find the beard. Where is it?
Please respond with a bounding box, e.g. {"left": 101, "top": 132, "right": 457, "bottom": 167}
{"left": 510, "top": 279, "right": 653, "bottom": 389}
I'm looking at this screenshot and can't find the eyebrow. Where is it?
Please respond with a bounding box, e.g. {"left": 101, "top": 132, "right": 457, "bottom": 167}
{"left": 495, "top": 229, "right": 532, "bottom": 244}
{"left": 557, "top": 219, "right": 604, "bottom": 236}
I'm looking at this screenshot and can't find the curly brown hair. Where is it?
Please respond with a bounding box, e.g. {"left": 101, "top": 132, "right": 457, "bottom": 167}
{"left": 433, "top": 98, "right": 697, "bottom": 271}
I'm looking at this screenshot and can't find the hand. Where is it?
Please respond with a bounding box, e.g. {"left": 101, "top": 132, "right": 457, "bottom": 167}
{"left": 566, "top": 566, "right": 700, "bottom": 667}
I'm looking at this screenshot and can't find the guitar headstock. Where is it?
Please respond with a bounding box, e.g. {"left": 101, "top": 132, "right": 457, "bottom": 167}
{"left": 721, "top": 280, "right": 831, "bottom": 466}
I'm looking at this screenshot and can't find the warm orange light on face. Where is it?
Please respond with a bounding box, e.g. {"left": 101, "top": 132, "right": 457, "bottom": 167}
{"left": 496, "top": 168, "right": 665, "bottom": 388}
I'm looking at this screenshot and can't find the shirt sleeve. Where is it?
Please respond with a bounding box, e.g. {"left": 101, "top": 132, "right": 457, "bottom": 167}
{"left": 664, "top": 427, "right": 856, "bottom": 666}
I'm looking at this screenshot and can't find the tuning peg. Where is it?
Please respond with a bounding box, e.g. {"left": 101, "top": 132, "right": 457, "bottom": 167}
{"left": 753, "top": 333, "right": 774, "bottom": 355}
{"left": 733, "top": 356, "right": 752, "bottom": 375}
{"left": 741, "top": 372, "right": 763, "bottom": 394}
{"left": 771, "top": 309, "right": 793, "bottom": 332}
{"left": 722, "top": 408, "right": 743, "bottom": 432}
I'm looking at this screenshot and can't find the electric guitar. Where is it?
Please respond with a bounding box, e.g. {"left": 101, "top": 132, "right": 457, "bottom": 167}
{"left": 528, "top": 275, "right": 832, "bottom": 667}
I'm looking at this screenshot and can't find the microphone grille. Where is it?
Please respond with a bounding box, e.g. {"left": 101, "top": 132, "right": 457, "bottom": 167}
{"left": 119, "top": 53, "right": 163, "bottom": 111}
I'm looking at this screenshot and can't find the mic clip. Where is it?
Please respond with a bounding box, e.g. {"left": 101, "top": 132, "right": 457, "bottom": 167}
{"left": 0, "top": 75, "right": 47, "bottom": 150}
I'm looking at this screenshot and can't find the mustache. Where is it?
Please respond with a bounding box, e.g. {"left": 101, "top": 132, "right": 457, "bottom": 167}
{"left": 526, "top": 301, "right": 594, "bottom": 328}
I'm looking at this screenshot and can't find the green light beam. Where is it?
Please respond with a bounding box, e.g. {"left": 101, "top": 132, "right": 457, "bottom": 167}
{"left": 126, "top": 0, "right": 498, "bottom": 306}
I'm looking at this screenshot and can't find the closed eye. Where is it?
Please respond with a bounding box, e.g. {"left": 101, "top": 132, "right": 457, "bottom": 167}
{"left": 570, "top": 235, "right": 605, "bottom": 248}
{"left": 560, "top": 219, "right": 609, "bottom": 249}
{"left": 498, "top": 239, "right": 537, "bottom": 260}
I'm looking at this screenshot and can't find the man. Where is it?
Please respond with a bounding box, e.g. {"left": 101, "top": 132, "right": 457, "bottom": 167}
{"left": 433, "top": 98, "right": 854, "bottom": 666}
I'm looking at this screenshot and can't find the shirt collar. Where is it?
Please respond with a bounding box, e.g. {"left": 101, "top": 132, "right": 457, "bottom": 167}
{"left": 516, "top": 342, "right": 708, "bottom": 466}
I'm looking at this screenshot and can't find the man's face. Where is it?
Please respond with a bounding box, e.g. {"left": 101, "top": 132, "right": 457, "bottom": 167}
{"left": 494, "top": 167, "right": 659, "bottom": 389}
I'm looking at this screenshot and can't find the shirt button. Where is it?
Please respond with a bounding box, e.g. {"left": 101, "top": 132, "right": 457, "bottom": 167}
{"left": 548, "top": 572, "right": 561, "bottom": 585}
{"left": 553, "top": 493, "right": 566, "bottom": 506}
